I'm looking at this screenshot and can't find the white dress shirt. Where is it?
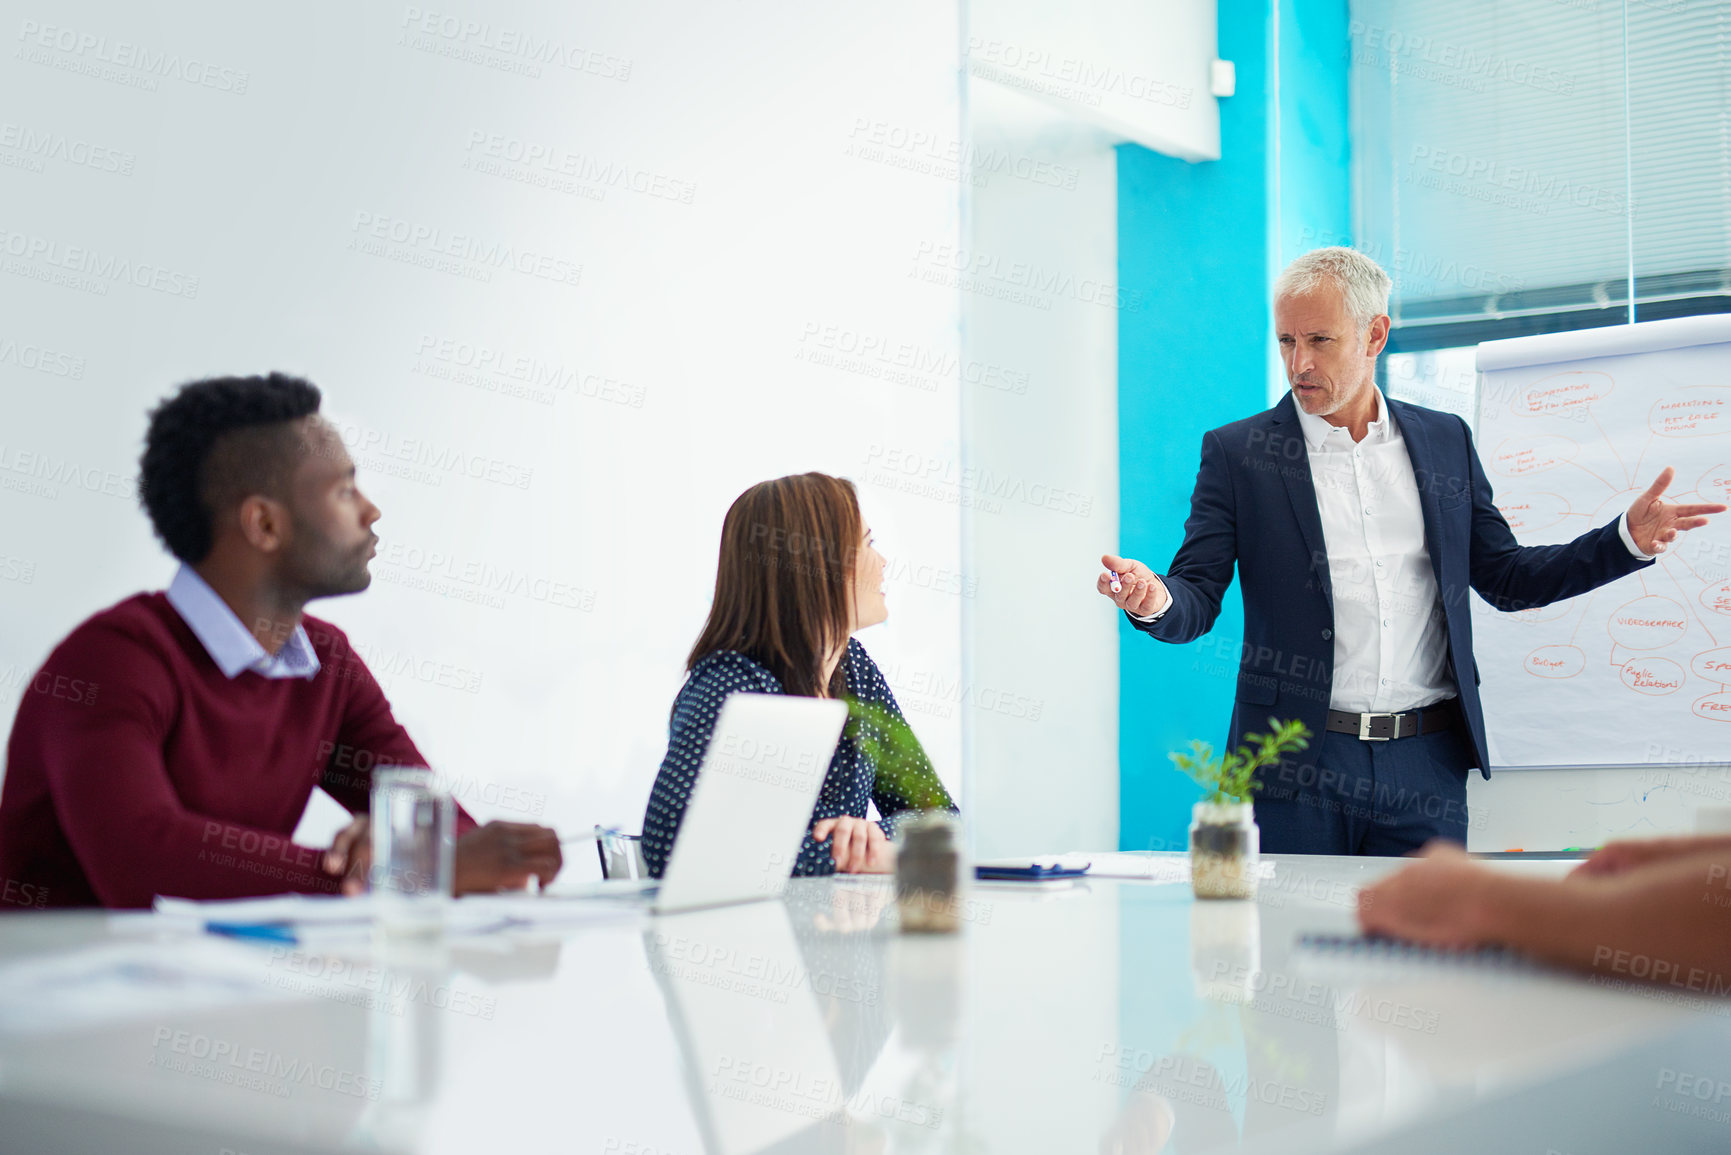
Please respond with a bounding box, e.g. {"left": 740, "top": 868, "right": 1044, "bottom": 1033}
{"left": 1136, "top": 390, "right": 1652, "bottom": 715}
{"left": 165, "top": 565, "right": 321, "bottom": 680}
{"left": 1292, "top": 391, "right": 1453, "bottom": 713}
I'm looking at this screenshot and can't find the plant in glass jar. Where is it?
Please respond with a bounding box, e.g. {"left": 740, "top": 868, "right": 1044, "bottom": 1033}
{"left": 1170, "top": 718, "right": 1310, "bottom": 899}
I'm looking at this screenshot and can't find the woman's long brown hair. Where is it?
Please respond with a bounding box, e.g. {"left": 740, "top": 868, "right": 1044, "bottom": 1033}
{"left": 688, "top": 473, "right": 862, "bottom": 698}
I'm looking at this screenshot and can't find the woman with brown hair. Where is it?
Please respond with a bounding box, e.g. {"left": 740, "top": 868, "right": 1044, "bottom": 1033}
{"left": 640, "top": 472, "right": 956, "bottom": 878}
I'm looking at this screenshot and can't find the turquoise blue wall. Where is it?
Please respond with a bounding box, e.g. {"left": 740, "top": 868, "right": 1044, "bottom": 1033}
{"left": 1116, "top": 0, "right": 1351, "bottom": 853}
{"left": 1276, "top": 0, "right": 1353, "bottom": 265}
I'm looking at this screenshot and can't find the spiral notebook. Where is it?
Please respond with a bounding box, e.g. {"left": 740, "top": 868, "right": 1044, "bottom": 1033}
{"left": 1295, "top": 933, "right": 1538, "bottom": 972}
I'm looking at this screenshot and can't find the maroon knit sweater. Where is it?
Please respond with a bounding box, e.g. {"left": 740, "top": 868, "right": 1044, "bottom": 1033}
{"left": 0, "top": 593, "right": 471, "bottom": 909}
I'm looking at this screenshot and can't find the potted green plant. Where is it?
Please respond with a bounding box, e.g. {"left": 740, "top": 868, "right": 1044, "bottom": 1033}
{"left": 1170, "top": 718, "right": 1310, "bottom": 899}
{"left": 846, "top": 698, "right": 960, "bottom": 932}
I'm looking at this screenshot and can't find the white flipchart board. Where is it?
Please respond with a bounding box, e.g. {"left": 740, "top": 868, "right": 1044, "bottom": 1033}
{"left": 1466, "top": 314, "right": 1731, "bottom": 851}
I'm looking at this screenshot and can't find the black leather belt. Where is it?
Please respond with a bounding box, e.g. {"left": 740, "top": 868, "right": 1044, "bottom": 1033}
{"left": 1325, "top": 702, "right": 1457, "bottom": 742}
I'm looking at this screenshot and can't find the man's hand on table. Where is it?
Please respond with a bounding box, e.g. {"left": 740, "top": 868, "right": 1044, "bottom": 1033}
{"left": 325, "top": 815, "right": 373, "bottom": 896}
{"left": 325, "top": 817, "right": 564, "bottom": 895}
{"left": 453, "top": 822, "right": 563, "bottom": 893}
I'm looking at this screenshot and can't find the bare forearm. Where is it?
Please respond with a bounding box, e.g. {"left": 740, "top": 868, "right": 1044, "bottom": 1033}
{"left": 1478, "top": 853, "right": 1731, "bottom": 990}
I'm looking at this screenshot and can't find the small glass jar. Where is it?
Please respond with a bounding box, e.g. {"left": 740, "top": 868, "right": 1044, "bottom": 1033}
{"left": 896, "top": 811, "right": 962, "bottom": 933}
{"left": 1189, "top": 800, "right": 1259, "bottom": 900}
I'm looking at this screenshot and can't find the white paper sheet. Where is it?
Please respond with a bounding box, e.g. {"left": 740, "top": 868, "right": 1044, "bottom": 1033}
{"left": 1067, "top": 852, "right": 1277, "bottom": 883}
{"left": 152, "top": 892, "right": 642, "bottom": 939}
{"left": 0, "top": 940, "right": 297, "bottom": 1034}
{"left": 1473, "top": 321, "right": 1731, "bottom": 768}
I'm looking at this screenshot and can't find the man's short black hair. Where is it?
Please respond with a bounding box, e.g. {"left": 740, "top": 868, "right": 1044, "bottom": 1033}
{"left": 139, "top": 373, "right": 323, "bottom": 563}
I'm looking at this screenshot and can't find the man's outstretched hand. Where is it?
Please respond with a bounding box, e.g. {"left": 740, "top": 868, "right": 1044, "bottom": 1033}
{"left": 1098, "top": 553, "right": 1170, "bottom": 618}
{"left": 1627, "top": 467, "right": 1726, "bottom": 555}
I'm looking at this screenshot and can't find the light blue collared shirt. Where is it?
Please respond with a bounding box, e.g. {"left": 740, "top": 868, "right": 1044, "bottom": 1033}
{"left": 165, "top": 565, "right": 321, "bottom": 680}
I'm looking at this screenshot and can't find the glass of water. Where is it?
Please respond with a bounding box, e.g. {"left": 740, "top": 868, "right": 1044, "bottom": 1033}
{"left": 370, "top": 767, "right": 454, "bottom": 932}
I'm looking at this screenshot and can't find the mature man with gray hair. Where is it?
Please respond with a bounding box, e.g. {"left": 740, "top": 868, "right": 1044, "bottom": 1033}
{"left": 1098, "top": 247, "right": 1723, "bottom": 855}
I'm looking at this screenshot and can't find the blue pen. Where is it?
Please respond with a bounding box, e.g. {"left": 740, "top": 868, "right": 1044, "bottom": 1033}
{"left": 205, "top": 920, "right": 298, "bottom": 945}
{"left": 1108, "top": 569, "right": 1123, "bottom": 594}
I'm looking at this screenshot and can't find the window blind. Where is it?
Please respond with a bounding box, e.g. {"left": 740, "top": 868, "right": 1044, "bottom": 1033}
{"left": 1349, "top": 0, "right": 1730, "bottom": 352}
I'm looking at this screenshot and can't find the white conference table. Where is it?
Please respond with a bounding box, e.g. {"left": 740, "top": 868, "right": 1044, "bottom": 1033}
{"left": 1, "top": 853, "right": 1728, "bottom": 1154}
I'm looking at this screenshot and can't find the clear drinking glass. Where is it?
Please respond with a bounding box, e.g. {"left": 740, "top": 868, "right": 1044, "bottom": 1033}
{"left": 370, "top": 768, "right": 455, "bottom": 932}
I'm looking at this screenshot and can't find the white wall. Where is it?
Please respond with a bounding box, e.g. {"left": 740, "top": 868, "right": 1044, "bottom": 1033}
{"left": 0, "top": 1, "right": 964, "bottom": 865}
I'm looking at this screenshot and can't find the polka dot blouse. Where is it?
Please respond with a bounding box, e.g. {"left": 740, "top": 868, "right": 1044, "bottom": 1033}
{"left": 640, "top": 637, "right": 956, "bottom": 878}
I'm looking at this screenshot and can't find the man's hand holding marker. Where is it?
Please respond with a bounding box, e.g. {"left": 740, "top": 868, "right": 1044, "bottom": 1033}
{"left": 1097, "top": 554, "right": 1170, "bottom": 618}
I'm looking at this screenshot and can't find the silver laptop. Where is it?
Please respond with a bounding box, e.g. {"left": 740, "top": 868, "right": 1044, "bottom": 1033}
{"left": 653, "top": 693, "right": 847, "bottom": 914}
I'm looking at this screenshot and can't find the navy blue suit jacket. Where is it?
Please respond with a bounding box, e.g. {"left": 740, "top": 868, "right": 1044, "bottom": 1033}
{"left": 1131, "top": 391, "right": 1653, "bottom": 779}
